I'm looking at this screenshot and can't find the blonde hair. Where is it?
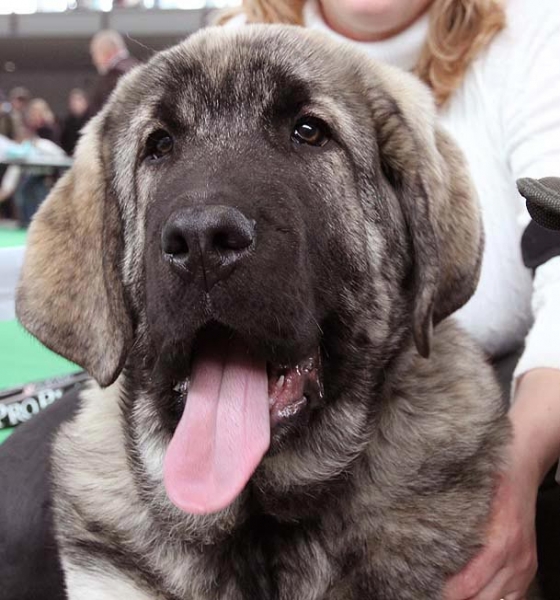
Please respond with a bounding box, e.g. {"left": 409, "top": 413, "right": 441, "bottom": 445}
{"left": 25, "top": 98, "right": 55, "bottom": 127}
{"left": 216, "top": 0, "right": 505, "bottom": 105}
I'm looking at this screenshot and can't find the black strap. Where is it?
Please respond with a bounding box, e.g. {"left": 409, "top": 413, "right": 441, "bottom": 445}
{"left": 521, "top": 220, "right": 560, "bottom": 269}
{"left": 517, "top": 177, "right": 560, "bottom": 231}
{"left": 517, "top": 177, "right": 560, "bottom": 269}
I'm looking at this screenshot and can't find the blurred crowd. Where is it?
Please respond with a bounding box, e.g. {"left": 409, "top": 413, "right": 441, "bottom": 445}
{"left": 0, "top": 29, "right": 139, "bottom": 226}
{"left": 0, "top": 87, "right": 89, "bottom": 155}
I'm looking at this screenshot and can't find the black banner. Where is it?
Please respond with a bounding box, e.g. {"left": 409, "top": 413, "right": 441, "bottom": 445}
{"left": 0, "top": 371, "right": 89, "bottom": 430}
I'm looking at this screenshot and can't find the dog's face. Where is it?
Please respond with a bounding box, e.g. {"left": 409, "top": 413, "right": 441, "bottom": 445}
{"left": 17, "top": 26, "right": 481, "bottom": 522}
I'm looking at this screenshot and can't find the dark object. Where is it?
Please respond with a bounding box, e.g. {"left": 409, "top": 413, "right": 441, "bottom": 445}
{"left": 36, "top": 124, "right": 59, "bottom": 145}
{"left": 0, "top": 386, "right": 81, "bottom": 600}
{"left": 0, "top": 371, "right": 88, "bottom": 431}
{"left": 16, "top": 175, "right": 55, "bottom": 227}
{"left": 89, "top": 55, "right": 140, "bottom": 117}
{"left": 60, "top": 114, "right": 89, "bottom": 156}
{"left": 536, "top": 464, "right": 560, "bottom": 599}
{"left": 517, "top": 177, "right": 560, "bottom": 230}
{"left": 518, "top": 178, "right": 560, "bottom": 268}
{"left": 521, "top": 220, "right": 560, "bottom": 270}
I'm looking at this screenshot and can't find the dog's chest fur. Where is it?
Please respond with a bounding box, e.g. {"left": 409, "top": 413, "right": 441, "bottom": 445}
{"left": 194, "top": 516, "right": 339, "bottom": 600}
{"left": 51, "top": 322, "right": 508, "bottom": 600}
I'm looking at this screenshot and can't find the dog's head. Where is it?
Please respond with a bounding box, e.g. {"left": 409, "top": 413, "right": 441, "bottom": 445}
{"left": 17, "top": 26, "right": 481, "bottom": 519}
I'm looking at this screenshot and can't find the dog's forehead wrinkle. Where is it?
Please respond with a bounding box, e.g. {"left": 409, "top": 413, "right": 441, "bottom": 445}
{"left": 154, "top": 34, "right": 354, "bottom": 129}
{"left": 111, "top": 39, "right": 375, "bottom": 152}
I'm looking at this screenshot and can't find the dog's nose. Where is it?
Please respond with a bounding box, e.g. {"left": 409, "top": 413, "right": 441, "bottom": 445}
{"left": 161, "top": 205, "right": 255, "bottom": 290}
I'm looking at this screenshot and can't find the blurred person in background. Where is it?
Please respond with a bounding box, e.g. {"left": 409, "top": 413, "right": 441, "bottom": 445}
{"left": 0, "top": 89, "right": 14, "bottom": 140}
{"left": 0, "top": 90, "right": 14, "bottom": 217}
{"left": 89, "top": 29, "right": 140, "bottom": 115}
{"left": 7, "top": 86, "right": 31, "bottom": 142}
{"left": 0, "top": 88, "right": 31, "bottom": 217}
{"left": 220, "top": 1, "right": 560, "bottom": 600}
{"left": 0, "top": 98, "right": 66, "bottom": 226}
{"left": 25, "top": 98, "right": 59, "bottom": 143}
{"left": 60, "top": 88, "right": 89, "bottom": 156}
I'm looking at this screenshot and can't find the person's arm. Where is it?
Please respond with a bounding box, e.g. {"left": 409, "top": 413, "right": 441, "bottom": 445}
{"left": 444, "top": 370, "right": 560, "bottom": 600}
{"left": 444, "top": 1, "right": 560, "bottom": 598}
{"left": 444, "top": 267, "right": 560, "bottom": 599}
{"left": 512, "top": 370, "right": 560, "bottom": 484}
{"left": 445, "top": 262, "right": 560, "bottom": 600}
{"left": 0, "top": 165, "right": 20, "bottom": 203}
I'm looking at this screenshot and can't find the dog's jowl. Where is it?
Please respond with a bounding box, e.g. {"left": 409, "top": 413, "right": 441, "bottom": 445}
{"left": 16, "top": 25, "right": 510, "bottom": 600}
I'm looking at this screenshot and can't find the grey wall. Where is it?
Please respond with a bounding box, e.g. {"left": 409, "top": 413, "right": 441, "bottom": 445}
{"left": 0, "top": 34, "right": 184, "bottom": 116}
{"left": 0, "top": 8, "right": 209, "bottom": 117}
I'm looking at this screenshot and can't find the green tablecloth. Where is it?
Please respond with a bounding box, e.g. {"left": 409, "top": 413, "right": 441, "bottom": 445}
{"left": 0, "top": 227, "right": 27, "bottom": 249}
{"left": 0, "top": 320, "right": 77, "bottom": 443}
{"left": 0, "top": 428, "right": 13, "bottom": 444}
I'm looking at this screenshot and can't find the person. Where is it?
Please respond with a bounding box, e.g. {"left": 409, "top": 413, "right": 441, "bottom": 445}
{"left": 6, "top": 87, "right": 31, "bottom": 142}
{"left": 0, "top": 98, "right": 66, "bottom": 226}
{"left": 0, "top": 91, "right": 15, "bottom": 217}
{"left": 219, "top": 1, "right": 560, "bottom": 599}
{"left": 24, "top": 98, "right": 59, "bottom": 144}
{"left": 60, "top": 88, "right": 89, "bottom": 156}
{"left": 0, "top": 89, "right": 14, "bottom": 140}
{"left": 88, "top": 29, "right": 139, "bottom": 116}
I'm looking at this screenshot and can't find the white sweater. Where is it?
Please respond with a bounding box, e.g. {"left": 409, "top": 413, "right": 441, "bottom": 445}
{"left": 303, "top": 0, "right": 560, "bottom": 382}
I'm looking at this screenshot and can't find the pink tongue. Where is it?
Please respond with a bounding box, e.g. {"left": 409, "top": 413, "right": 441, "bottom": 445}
{"left": 163, "top": 335, "right": 270, "bottom": 515}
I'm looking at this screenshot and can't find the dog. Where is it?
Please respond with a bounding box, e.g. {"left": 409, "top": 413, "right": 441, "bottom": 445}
{"left": 15, "top": 25, "right": 511, "bottom": 600}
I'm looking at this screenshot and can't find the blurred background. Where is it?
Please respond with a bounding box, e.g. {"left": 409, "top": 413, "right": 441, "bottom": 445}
{"left": 0, "top": 0, "right": 240, "bottom": 115}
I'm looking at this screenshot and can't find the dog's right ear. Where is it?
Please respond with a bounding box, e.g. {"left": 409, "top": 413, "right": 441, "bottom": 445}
{"left": 16, "top": 117, "right": 133, "bottom": 387}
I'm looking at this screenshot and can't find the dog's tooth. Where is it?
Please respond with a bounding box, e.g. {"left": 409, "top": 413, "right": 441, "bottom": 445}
{"left": 173, "top": 380, "right": 189, "bottom": 394}
{"left": 277, "top": 397, "right": 307, "bottom": 419}
{"left": 277, "top": 375, "right": 285, "bottom": 388}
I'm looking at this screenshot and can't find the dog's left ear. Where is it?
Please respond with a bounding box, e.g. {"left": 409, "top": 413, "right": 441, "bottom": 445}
{"left": 373, "top": 71, "right": 482, "bottom": 357}
{"left": 16, "top": 117, "right": 133, "bottom": 386}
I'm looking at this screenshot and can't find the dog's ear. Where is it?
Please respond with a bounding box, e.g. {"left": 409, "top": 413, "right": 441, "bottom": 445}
{"left": 16, "top": 117, "right": 133, "bottom": 386}
{"left": 374, "top": 72, "right": 482, "bottom": 357}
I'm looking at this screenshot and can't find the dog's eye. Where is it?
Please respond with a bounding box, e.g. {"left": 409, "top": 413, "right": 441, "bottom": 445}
{"left": 145, "top": 129, "right": 174, "bottom": 162}
{"left": 291, "top": 117, "right": 330, "bottom": 147}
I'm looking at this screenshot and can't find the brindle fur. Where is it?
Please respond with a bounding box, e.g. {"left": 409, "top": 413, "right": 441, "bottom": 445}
{"left": 17, "top": 25, "right": 512, "bottom": 600}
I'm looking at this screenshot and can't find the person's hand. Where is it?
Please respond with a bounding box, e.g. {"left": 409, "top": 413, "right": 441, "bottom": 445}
{"left": 442, "top": 457, "right": 538, "bottom": 600}
{"left": 444, "top": 367, "right": 560, "bottom": 600}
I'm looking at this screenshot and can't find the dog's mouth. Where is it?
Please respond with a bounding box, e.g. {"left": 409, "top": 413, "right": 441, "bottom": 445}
{"left": 172, "top": 353, "right": 323, "bottom": 428}
{"left": 162, "top": 325, "right": 323, "bottom": 516}
{"left": 267, "top": 355, "right": 323, "bottom": 427}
